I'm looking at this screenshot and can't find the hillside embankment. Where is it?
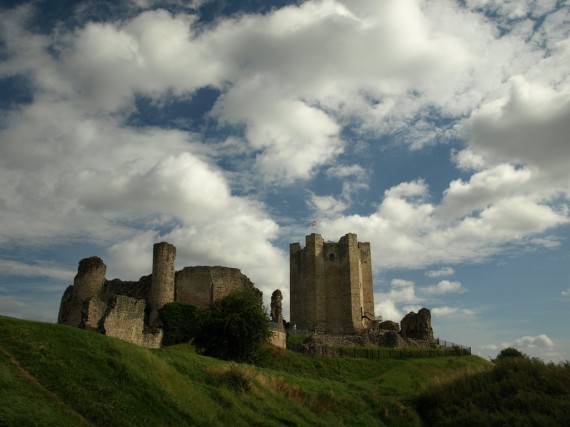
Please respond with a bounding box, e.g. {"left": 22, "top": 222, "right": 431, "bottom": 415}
{"left": 2, "top": 315, "right": 567, "bottom": 426}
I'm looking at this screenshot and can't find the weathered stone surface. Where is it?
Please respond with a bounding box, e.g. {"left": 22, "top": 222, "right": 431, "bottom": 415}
{"left": 65, "top": 256, "right": 107, "bottom": 328}
{"left": 149, "top": 242, "right": 176, "bottom": 326}
{"left": 377, "top": 330, "right": 404, "bottom": 347}
{"left": 57, "top": 242, "right": 263, "bottom": 348}
{"left": 296, "top": 329, "right": 436, "bottom": 353}
{"left": 378, "top": 320, "right": 400, "bottom": 332}
{"left": 400, "top": 308, "right": 434, "bottom": 341}
{"left": 270, "top": 330, "right": 286, "bottom": 349}
{"left": 290, "top": 233, "right": 374, "bottom": 335}
{"left": 105, "top": 275, "right": 151, "bottom": 300}
{"left": 57, "top": 285, "right": 73, "bottom": 324}
{"left": 270, "top": 289, "right": 283, "bottom": 326}
{"left": 97, "top": 295, "right": 162, "bottom": 348}
{"left": 80, "top": 297, "right": 107, "bottom": 331}
{"left": 98, "top": 295, "right": 146, "bottom": 343}
{"left": 175, "top": 266, "right": 257, "bottom": 309}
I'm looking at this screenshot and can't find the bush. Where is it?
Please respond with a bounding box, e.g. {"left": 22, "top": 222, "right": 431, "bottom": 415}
{"left": 193, "top": 289, "right": 272, "bottom": 363}
{"left": 158, "top": 302, "right": 198, "bottom": 346}
{"left": 416, "top": 356, "right": 570, "bottom": 426}
{"left": 496, "top": 347, "right": 527, "bottom": 361}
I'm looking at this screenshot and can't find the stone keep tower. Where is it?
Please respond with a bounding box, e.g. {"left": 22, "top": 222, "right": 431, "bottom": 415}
{"left": 290, "top": 233, "right": 374, "bottom": 334}
{"left": 149, "top": 242, "right": 176, "bottom": 325}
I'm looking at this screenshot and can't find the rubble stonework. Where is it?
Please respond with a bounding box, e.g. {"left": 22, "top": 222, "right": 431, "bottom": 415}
{"left": 270, "top": 289, "right": 284, "bottom": 327}
{"left": 297, "top": 309, "right": 436, "bottom": 354}
{"left": 98, "top": 295, "right": 163, "bottom": 348}
{"left": 400, "top": 308, "right": 434, "bottom": 342}
{"left": 378, "top": 320, "right": 400, "bottom": 332}
{"left": 58, "top": 242, "right": 259, "bottom": 348}
{"left": 290, "top": 233, "right": 374, "bottom": 334}
{"left": 175, "top": 266, "right": 258, "bottom": 309}
{"left": 63, "top": 256, "right": 106, "bottom": 328}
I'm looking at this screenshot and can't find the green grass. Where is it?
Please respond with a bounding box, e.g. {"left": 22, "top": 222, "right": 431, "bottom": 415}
{"left": 416, "top": 356, "right": 570, "bottom": 426}
{"left": 0, "top": 315, "right": 491, "bottom": 426}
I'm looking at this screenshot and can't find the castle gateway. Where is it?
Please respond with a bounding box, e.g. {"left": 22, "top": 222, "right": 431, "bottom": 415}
{"left": 290, "top": 233, "right": 375, "bottom": 335}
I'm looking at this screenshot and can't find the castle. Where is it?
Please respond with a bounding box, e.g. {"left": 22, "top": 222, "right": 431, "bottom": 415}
{"left": 290, "top": 233, "right": 375, "bottom": 334}
{"left": 58, "top": 233, "right": 380, "bottom": 348}
{"left": 58, "top": 242, "right": 261, "bottom": 348}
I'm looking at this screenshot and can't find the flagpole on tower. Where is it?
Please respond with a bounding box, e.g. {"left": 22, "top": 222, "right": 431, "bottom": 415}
{"left": 308, "top": 218, "right": 318, "bottom": 235}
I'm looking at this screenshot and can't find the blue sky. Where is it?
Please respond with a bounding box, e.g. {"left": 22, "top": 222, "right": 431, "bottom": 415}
{"left": 0, "top": 0, "right": 569, "bottom": 361}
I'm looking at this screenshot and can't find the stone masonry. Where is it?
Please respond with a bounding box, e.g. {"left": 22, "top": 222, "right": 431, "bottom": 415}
{"left": 290, "top": 233, "right": 375, "bottom": 335}
{"left": 400, "top": 308, "right": 435, "bottom": 342}
{"left": 270, "top": 289, "right": 284, "bottom": 327}
{"left": 149, "top": 242, "right": 176, "bottom": 326}
{"left": 175, "top": 266, "right": 257, "bottom": 309}
{"left": 58, "top": 242, "right": 259, "bottom": 348}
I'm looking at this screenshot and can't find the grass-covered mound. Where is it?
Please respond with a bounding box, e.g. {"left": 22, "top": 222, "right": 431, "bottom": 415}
{"left": 416, "top": 354, "right": 570, "bottom": 426}
{"left": 0, "top": 315, "right": 491, "bottom": 426}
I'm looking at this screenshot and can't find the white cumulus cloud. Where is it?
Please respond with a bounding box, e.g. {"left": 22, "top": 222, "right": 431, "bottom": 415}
{"left": 423, "top": 280, "right": 466, "bottom": 295}
{"left": 425, "top": 267, "right": 455, "bottom": 278}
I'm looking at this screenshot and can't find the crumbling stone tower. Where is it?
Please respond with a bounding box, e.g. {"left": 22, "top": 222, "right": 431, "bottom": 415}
{"left": 63, "top": 256, "right": 106, "bottom": 328}
{"left": 271, "top": 289, "right": 284, "bottom": 327}
{"left": 149, "top": 242, "right": 176, "bottom": 325}
{"left": 58, "top": 241, "right": 261, "bottom": 348}
{"left": 290, "top": 233, "right": 374, "bottom": 334}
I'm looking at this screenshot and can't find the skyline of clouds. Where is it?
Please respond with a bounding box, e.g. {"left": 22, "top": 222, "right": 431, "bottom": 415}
{"left": 0, "top": 0, "right": 568, "bottom": 360}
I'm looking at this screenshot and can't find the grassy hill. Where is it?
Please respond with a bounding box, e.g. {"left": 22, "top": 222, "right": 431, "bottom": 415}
{"left": 2, "top": 315, "right": 562, "bottom": 426}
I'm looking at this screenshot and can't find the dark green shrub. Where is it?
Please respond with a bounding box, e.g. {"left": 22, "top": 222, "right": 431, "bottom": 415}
{"left": 496, "top": 347, "right": 527, "bottom": 361}
{"left": 193, "top": 289, "right": 272, "bottom": 363}
{"left": 158, "top": 302, "right": 198, "bottom": 346}
{"left": 416, "top": 356, "right": 570, "bottom": 426}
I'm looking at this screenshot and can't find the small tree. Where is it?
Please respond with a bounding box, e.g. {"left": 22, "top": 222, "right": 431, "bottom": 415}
{"left": 158, "top": 302, "right": 198, "bottom": 346}
{"left": 193, "top": 289, "right": 272, "bottom": 362}
{"left": 496, "top": 347, "right": 527, "bottom": 361}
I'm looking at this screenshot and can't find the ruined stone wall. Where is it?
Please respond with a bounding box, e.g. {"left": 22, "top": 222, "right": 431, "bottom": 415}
{"left": 58, "top": 252, "right": 165, "bottom": 348}
{"left": 175, "top": 267, "right": 213, "bottom": 308}
{"left": 290, "top": 233, "right": 375, "bottom": 335}
{"left": 175, "top": 266, "right": 254, "bottom": 309}
{"left": 400, "top": 308, "right": 434, "bottom": 342}
{"left": 105, "top": 275, "right": 151, "bottom": 301}
{"left": 64, "top": 257, "right": 107, "bottom": 328}
{"left": 149, "top": 242, "right": 176, "bottom": 326}
{"left": 270, "top": 289, "right": 284, "bottom": 326}
{"left": 80, "top": 297, "right": 108, "bottom": 331}
{"left": 270, "top": 330, "right": 286, "bottom": 349}
{"left": 211, "top": 267, "right": 254, "bottom": 301}
{"left": 98, "top": 295, "right": 162, "bottom": 348}
{"left": 57, "top": 241, "right": 261, "bottom": 349}
{"left": 57, "top": 285, "right": 73, "bottom": 324}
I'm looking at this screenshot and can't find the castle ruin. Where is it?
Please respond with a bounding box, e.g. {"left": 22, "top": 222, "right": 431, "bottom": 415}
{"left": 58, "top": 242, "right": 260, "bottom": 348}
{"left": 290, "top": 233, "right": 375, "bottom": 335}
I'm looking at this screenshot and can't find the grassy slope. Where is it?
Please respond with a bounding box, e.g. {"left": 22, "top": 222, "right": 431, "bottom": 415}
{"left": 417, "top": 355, "right": 570, "bottom": 426}
{"left": 0, "top": 316, "right": 490, "bottom": 427}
